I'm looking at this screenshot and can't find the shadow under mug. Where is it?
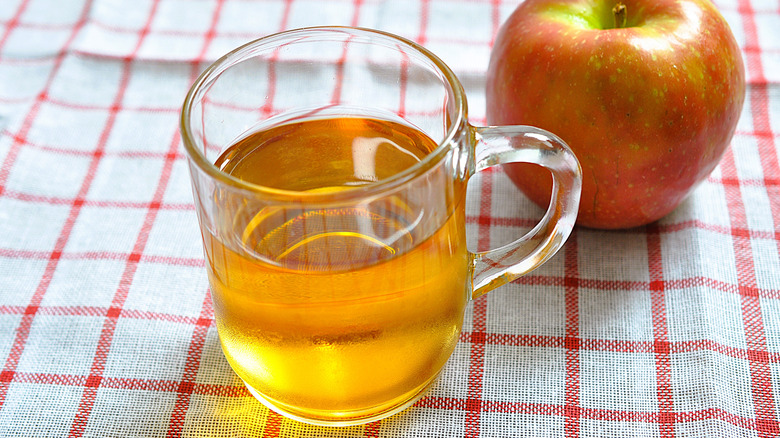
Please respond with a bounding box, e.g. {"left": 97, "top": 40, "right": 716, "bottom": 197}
{"left": 180, "top": 26, "right": 582, "bottom": 426}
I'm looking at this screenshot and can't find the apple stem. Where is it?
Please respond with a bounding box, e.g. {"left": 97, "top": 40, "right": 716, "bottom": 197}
{"left": 613, "top": 3, "right": 627, "bottom": 29}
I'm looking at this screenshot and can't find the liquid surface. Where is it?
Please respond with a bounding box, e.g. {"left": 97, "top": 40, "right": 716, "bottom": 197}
{"left": 205, "top": 116, "right": 468, "bottom": 423}
{"left": 216, "top": 116, "right": 434, "bottom": 191}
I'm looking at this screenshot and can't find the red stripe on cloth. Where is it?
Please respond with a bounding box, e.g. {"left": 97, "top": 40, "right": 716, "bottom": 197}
{"left": 749, "top": 52, "right": 780, "bottom": 438}
{"left": 469, "top": 213, "right": 776, "bottom": 241}
{"left": 69, "top": 126, "right": 179, "bottom": 434}
{"left": 0, "top": 129, "right": 182, "bottom": 158}
{"left": 738, "top": 0, "right": 780, "bottom": 215}
{"left": 466, "top": 214, "right": 542, "bottom": 230}
{"left": 416, "top": 0, "right": 430, "bottom": 46}
{"left": 0, "top": 0, "right": 31, "bottom": 60}
{"left": 279, "top": 0, "right": 294, "bottom": 31}
{"left": 465, "top": 297, "right": 487, "bottom": 438}
{"left": 489, "top": 0, "right": 503, "bottom": 46}
{"left": 2, "top": 190, "right": 192, "bottom": 212}
{"left": 0, "top": 98, "right": 44, "bottom": 194}
{"left": 165, "top": 291, "right": 214, "bottom": 438}
{"left": 0, "top": 94, "right": 181, "bottom": 113}
{"left": 464, "top": 159, "right": 495, "bottom": 438}
{"left": 475, "top": 170, "right": 494, "bottom": 254}
{"left": 469, "top": 211, "right": 780, "bottom": 242}
{"left": 39, "top": 305, "right": 204, "bottom": 326}
{"left": 398, "top": 52, "right": 409, "bottom": 119}
{"left": 0, "top": 0, "right": 95, "bottom": 411}
{"left": 257, "top": 0, "right": 294, "bottom": 119}
{"left": 738, "top": 0, "right": 766, "bottom": 87}
{"left": 742, "top": 27, "right": 780, "bottom": 264}
{"left": 512, "top": 272, "right": 780, "bottom": 300}
{"left": 0, "top": 248, "right": 203, "bottom": 270}
{"left": 3, "top": 364, "right": 769, "bottom": 433}
{"left": 38, "top": 12, "right": 504, "bottom": 63}
{"left": 262, "top": 410, "right": 284, "bottom": 438}
{"left": 420, "top": 396, "right": 759, "bottom": 429}
{"left": 66, "top": 1, "right": 170, "bottom": 435}
{"left": 457, "top": 329, "right": 780, "bottom": 364}
{"left": 351, "top": 0, "right": 363, "bottom": 26}
{"left": 163, "top": 1, "right": 226, "bottom": 434}
{"left": 363, "top": 420, "right": 381, "bottom": 438}
{"left": 734, "top": 1, "right": 780, "bottom": 435}
{"left": 563, "top": 230, "right": 580, "bottom": 437}
{"left": 0, "top": 19, "right": 75, "bottom": 34}
{"left": 647, "top": 223, "right": 674, "bottom": 437}
{"left": 5, "top": 369, "right": 248, "bottom": 396}
{"left": 328, "top": 1, "right": 364, "bottom": 106}
{"left": 721, "top": 146, "right": 779, "bottom": 437}
{"left": 719, "top": 175, "right": 780, "bottom": 188}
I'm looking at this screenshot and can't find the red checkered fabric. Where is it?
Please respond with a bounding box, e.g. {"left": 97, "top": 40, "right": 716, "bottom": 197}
{"left": 1, "top": 0, "right": 779, "bottom": 436}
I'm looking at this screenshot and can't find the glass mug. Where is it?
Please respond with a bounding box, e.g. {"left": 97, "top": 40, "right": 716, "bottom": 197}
{"left": 180, "top": 26, "right": 582, "bottom": 426}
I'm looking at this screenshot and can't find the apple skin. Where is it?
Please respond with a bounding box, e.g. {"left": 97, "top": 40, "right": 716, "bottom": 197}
{"left": 486, "top": 0, "right": 745, "bottom": 229}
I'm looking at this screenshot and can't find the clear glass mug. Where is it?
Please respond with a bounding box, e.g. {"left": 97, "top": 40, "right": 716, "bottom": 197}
{"left": 180, "top": 26, "right": 582, "bottom": 426}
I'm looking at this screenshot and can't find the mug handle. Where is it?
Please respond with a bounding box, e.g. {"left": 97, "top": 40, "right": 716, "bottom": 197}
{"left": 469, "top": 125, "right": 582, "bottom": 299}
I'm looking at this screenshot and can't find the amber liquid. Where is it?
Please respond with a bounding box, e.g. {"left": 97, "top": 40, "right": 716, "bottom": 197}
{"left": 204, "top": 116, "right": 468, "bottom": 423}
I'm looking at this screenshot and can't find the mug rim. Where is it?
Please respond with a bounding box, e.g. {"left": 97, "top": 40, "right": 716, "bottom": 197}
{"left": 180, "top": 26, "right": 468, "bottom": 203}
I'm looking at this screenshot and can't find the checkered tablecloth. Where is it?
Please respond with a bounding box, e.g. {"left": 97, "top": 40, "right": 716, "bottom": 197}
{"left": 1, "top": 0, "right": 779, "bottom": 437}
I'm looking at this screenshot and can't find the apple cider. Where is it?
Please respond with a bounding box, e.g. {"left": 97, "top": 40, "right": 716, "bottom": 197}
{"left": 203, "top": 116, "right": 469, "bottom": 421}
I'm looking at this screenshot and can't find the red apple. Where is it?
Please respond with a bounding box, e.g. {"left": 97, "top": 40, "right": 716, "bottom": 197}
{"left": 486, "top": 0, "right": 745, "bottom": 229}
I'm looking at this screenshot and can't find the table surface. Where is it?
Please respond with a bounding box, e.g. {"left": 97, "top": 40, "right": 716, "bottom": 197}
{"left": 1, "top": 0, "right": 779, "bottom": 437}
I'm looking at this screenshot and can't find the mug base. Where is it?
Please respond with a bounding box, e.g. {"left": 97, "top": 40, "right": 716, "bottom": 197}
{"left": 242, "top": 372, "right": 441, "bottom": 427}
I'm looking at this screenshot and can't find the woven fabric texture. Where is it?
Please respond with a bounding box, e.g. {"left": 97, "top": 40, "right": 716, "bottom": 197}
{"left": 1, "top": 0, "right": 779, "bottom": 437}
